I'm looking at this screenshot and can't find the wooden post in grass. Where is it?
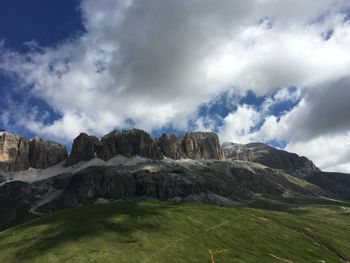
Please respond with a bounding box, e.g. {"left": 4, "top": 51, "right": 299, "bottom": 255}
{"left": 209, "top": 249, "right": 227, "bottom": 263}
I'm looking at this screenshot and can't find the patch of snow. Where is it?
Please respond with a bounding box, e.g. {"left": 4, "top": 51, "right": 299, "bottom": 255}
{"left": 141, "top": 164, "right": 161, "bottom": 172}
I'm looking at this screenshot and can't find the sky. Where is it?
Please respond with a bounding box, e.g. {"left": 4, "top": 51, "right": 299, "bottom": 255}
{"left": 0, "top": 0, "right": 350, "bottom": 173}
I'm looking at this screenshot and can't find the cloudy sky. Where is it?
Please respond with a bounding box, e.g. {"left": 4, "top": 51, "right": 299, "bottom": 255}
{"left": 0, "top": 0, "right": 350, "bottom": 172}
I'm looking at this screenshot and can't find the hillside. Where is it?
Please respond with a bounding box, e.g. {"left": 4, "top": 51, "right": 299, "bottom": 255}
{"left": 1, "top": 201, "right": 350, "bottom": 263}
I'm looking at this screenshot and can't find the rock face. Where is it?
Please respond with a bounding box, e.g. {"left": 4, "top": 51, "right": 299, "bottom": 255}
{"left": 1, "top": 157, "right": 335, "bottom": 229}
{"left": 183, "top": 132, "right": 225, "bottom": 159}
{"left": 64, "top": 133, "right": 100, "bottom": 167}
{"left": 223, "top": 142, "right": 319, "bottom": 172}
{"left": 97, "top": 129, "right": 163, "bottom": 161}
{"left": 157, "top": 132, "right": 225, "bottom": 160}
{"left": 0, "top": 180, "right": 34, "bottom": 228}
{"left": 64, "top": 130, "right": 226, "bottom": 166}
{"left": 0, "top": 131, "right": 68, "bottom": 172}
{"left": 157, "top": 134, "right": 187, "bottom": 159}
{"left": 29, "top": 136, "right": 68, "bottom": 169}
{"left": 0, "top": 131, "right": 30, "bottom": 172}
{"left": 65, "top": 129, "right": 163, "bottom": 166}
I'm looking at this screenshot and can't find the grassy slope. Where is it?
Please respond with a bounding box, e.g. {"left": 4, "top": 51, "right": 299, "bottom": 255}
{"left": 0, "top": 201, "right": 350, "bottom": 263}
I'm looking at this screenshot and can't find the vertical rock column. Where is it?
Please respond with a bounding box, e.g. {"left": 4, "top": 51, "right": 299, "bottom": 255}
{"left": 0, "top": 131, "right": 30, "bottom": 172}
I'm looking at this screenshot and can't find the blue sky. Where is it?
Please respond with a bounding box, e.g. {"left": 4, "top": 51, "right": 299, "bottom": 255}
{"left": 1, "top": 0, "right": 350, "bottom": 172}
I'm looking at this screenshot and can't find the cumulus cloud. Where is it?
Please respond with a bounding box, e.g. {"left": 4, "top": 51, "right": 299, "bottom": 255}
{"left": 254, "top": 78, "right": 350, "bottom": 142}
{"left": 286, "top": 133, "right": 350, "bottom": 173}
{"left": 218, "top": 104, "right": 260, "bottom": 144}
{"left": 1, "top": 0, "right": 350, "bottom": 171}
{"left": 1, "top": 0, "right": 350, "bottom": 141}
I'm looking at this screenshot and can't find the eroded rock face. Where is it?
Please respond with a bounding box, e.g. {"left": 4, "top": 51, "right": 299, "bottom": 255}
{"left": 64, "top": 133, "right": 100, "bottom": 167}
{"left": 223, "top": 142, "right": 319, "bottom": 172}
{"left": 157, "top": 132, "right": 225, "bottom": 160}
{"left": 0, "top": 131, "right": 30, "bottom": 172}
{"left": 183, "top": 132, "right": 225, "bottom": 159}
{"left": 157, "top": 134, "right": 187, "bottom": 159}
{"left": 0, "top": 180, "right": 34, "bottom": 228}
{"left": 29, "top": 136, "right": 68, "bottom": 169}
{"left": 63, "top": 130, "right": 226, "bottom": 166}
{"left": 0, "top": 131, "right": 68, "bottom": 172}
{"left": 97, "top": 129, "right": 163, "bottom": 161}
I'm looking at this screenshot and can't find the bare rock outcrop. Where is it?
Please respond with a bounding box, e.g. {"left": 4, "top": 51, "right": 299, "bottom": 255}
{"left": 183, "top": 132, "right": 225, "bottom": 159}
{"left": 97, "top": 129, "right": 163, "bottom": 161}
{"left": 64, "top": 133, "right": 100, "bottom": 167}
{"left": 0, "top": 131, "right": 68, "bottom": 172}
{"left": 158, "top": 132, "right": 225, "bottom": 160}
{"left": 64, "top": 129, "right": 163, "bottom": 166}
{"left": 29, "top": 136, "right": 68, "bottom": 169}
{"left": 64, "top": 130, "right": 226, "bottom": 166}
{"left": 0, "top": 131, "right": 30, "bottom": 172}
{"left": 157, "top": 134, "right": 187, "bottom": 159}
{"left": 223, "top": 142, "right": 319, "bottom": 172}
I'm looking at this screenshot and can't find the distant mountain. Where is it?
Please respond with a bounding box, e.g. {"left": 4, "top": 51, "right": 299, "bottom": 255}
{"left": 222, "top": 142, "right": 319, "bottom": 173}
{"left": 0, "top": 131, "right": 68, "bottom": 172}
{"left": 0, "top": 129, "right": 349, "bottom": 229}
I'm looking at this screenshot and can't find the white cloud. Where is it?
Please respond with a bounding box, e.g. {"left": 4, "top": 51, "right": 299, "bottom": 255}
{"left": 1, "top": 0, "right": 350, "bottom": 172}
{"left": 218, "top": 105, "right": 260, "bottom": 144}
{"left": 286, "top": 133, "right": 350, "bottom": 173}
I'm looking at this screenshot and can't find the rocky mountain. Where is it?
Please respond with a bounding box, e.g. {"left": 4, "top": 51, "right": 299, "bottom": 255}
{"left": 29, "top": 136, "right": 68, "bottom": 169}
{"left": 157, "top": 132, "right": 224, "bottom": 160}
{"left": 1, "top": 128, "right": 349, "bottom": 230}
{"left": 0, "top": 131, "right": 30, "bottom": 172}
{"left": 97, "top": 129, "right": 163, "bottom": 161}
{"left": 64, "top": 133, "right": 100, "bottom": 166}
{"left": 222, "top": 142, "right": 319, "bottom": 172}
{"left": 0, "top": 131, "right": 68, "bottom": 172}
{"left": 64, "top": 130, "right": 224, "bottom": 166}
{"left": 1, "top": 155, "right": 350, "bottom": 230}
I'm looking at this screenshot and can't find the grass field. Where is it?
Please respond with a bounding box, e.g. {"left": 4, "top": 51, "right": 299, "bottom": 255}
{"left": 0, "top": 201, "right": 350, "bottom": 262}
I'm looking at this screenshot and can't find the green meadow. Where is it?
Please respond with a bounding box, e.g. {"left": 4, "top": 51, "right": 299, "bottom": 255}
{"left": 1, "top": 201, "right": 350, "bottom": 262}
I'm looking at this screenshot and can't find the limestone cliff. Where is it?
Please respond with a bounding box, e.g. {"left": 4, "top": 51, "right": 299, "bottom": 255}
{"left": 64, "top": 133, "right": 100, "bottom": 167}
{"left": 29, "top": 136, "right": 68, "bottom": 169}
{"left": 222, "top": 142, "right": 319, "bottom": 172}
{"left": 0, "top": 131, "right": 30, "bottom": 172}
{"left": 65, "top": 130, "right": 225, "bottom": 166}
{"left": 158, "top": 132, "right": 225, "bottom": 160}
{"left": 0, "top": 131, "right": 68, "bottom": 172}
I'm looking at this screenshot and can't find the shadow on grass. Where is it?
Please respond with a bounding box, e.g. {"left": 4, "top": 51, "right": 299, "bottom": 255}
{"left": 1, "top": 201, "right": 175, "bottom": 261}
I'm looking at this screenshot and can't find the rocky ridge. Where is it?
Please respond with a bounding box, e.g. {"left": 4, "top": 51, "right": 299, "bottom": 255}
{"left": 0, "top": 129, "right": 349, "bottom": 230}
{"left": 222, "top": 142, "right": 319, "bottom": 172}
{"left": 64, "top": 130, "right": 224, "bottom": 166}
{"left": 97, "top": 129, "right": 163, "bottom": 161}
{"left": 0, "top": 131, "right": 68, "bottom": 172}
{"left": 1, "top": 155, "right": 349, "bottom": 230}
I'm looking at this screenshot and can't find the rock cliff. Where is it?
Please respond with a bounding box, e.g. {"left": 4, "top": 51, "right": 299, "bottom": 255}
{"left": 222, "top": 142, "right": 319, "bottom": 172}
{"left": 64, "top": 133, "right": 100, "bottom": 167}
{"left": 29, "top": 136, "right": 68, "bottom": 169}
{"left": 97, "top": 129, "right": 163, "bottom": 161}
{"left": 0, "top": 131, "right": 68, "bottom": 172}
{"left": 66, "top": 130, "right": 225, "bottom": 166}
{"left": 158, "top": 132, "right": 224, "bottom": 160}
{"left": 183, "top": 132, "right": 225, "bottom": 159}
{"left": 157, "top": 134, "right": 187, "bottom": 159}
{"left": 0, "top": 131, "right": 30, "bottom": 172}
{"left": 0, "top": 158, "right": 332, "bottom": 229}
